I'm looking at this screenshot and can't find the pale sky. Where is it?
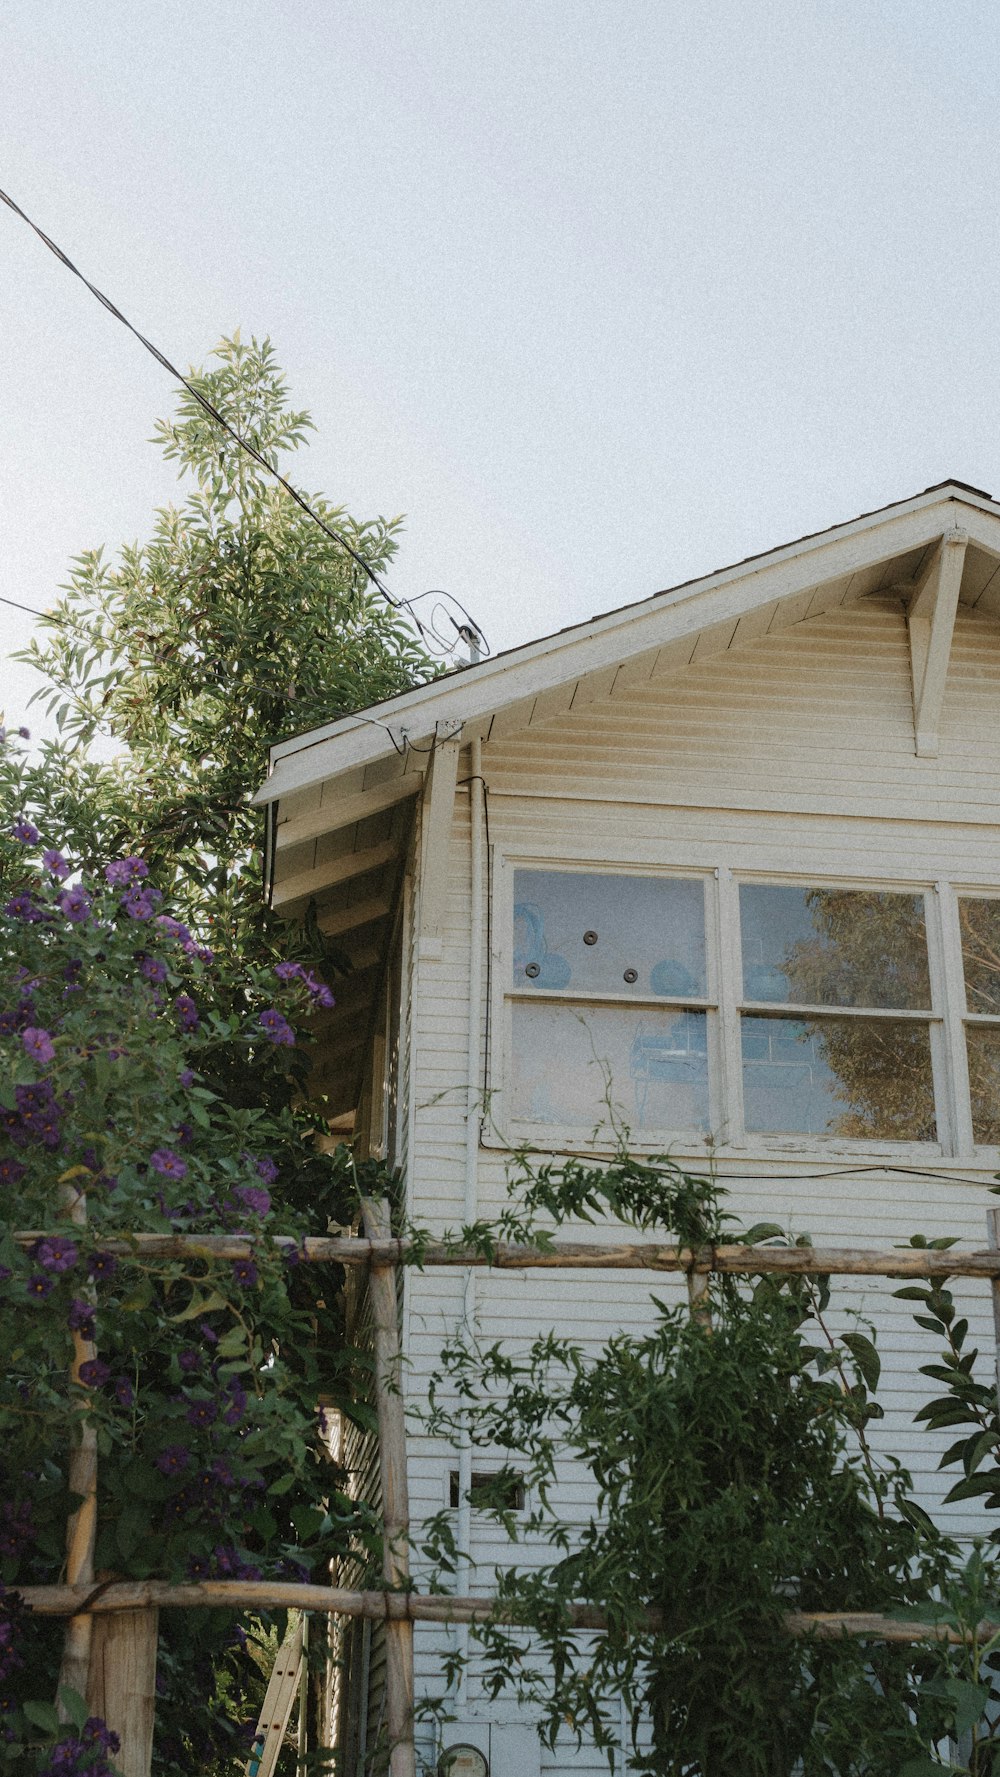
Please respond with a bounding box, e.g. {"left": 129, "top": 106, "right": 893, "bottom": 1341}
{"left": 3, "top": 1, "right": 1000, "bottom": 732}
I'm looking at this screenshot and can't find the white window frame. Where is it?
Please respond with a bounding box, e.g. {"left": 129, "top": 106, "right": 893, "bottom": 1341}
{"left": 485, "top": 847, "right": 1000, "bottom": 1164}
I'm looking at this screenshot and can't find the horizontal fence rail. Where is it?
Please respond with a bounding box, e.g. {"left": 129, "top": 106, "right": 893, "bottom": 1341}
{"left": 12, "top": 1231, "right": 1000, "bottom": 1278}
{"left": 10, "top": 1579, "right": 995, "bottom": 1648}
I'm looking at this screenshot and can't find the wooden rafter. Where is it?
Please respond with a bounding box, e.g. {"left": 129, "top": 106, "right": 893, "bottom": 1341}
{"left": 275, "top": 772, "right": 424, "bottom": 853}
{"left": 907, "top": 529, "right": 968, "bottom": 757}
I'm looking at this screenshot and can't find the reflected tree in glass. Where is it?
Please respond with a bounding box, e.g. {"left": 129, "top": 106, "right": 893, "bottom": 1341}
{"left": 741, "top": 887, "right": 935, "bottom": 1141}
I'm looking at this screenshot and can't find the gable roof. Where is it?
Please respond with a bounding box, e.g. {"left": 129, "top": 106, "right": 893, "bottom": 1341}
{"left": 255, "top": 479, "right": 1000, "bottom": 813}
{"left": 256, "top": 479, "right": 1000, "bottom": 1118}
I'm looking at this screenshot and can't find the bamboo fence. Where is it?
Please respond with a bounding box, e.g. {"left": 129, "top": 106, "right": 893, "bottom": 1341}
{"left": 14, "top": 1211, "right": 1000, "bottom": 1777}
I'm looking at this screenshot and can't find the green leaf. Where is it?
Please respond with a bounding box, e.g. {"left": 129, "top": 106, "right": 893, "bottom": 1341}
{"left": 22, "top": 1699, "right": 60, "bottom": 1735}
{"left": 742, "top": 1223, "right": 785, "bottom": 1246}
{"left": 171, "top": 1289, "right": 228, "bottom": 1323}
{"left": 947, "top": 1676, "right": 990, "bottom": 1736}
{"left": 839, "top": 1331, "right": 880, "bottom": 1391}
{"left": 57, "top": 1686, "right": 88, "bottom": 1730}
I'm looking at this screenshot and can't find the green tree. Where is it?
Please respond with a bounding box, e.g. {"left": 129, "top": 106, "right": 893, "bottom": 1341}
{"left": 15, "top": 331, "right": 434, "bottom": 939}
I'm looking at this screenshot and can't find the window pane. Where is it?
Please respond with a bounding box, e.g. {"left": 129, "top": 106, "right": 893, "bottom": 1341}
{"left": 959, "top": 899, "right": 1000, "bottom": 1015}
{"left": 512, "top": 870, "right": 706, "bottom": 997}
{"left": 739, "top": 885, "right": 930, "bottom": 1010}
{"left": 741, "top": 1014, "right": 936, "bottom": 1140}
{"left": 966, "top": 1025, "right": 1000, "bottom": 1143}
{"left": 511, "top": 1003, "right": 709, "bottom": 1131}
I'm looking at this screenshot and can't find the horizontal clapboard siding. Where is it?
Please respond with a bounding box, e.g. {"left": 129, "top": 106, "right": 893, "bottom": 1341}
{"left": 394, "top": 600, "right": 1000, "bottom": 1772}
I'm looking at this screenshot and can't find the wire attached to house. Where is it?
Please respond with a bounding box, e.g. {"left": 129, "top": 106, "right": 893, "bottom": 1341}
{"left": 0, "top": 184, "right": 491, "bottom": 663}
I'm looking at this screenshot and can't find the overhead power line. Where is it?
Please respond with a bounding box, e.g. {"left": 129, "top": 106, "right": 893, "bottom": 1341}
{"left": 0, "top": 185, "right": 488, "bottom": 660}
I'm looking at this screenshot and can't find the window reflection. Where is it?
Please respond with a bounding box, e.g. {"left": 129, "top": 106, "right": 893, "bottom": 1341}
{"left": 966, "top": 1026, "right": 1000, "bottom": 1144}
{"left": 959, "top": 899, "right": 1000, "bottom": 1016}
{"left": 511, "top": 1003, "right": 709, "bottom": 1131}
{"left": 513, "top": 871, "right": 706, "bottom": 997}
{"left": 741, "top": 1014, "right": 936, "bottom": 1140}
{"left": 739, "top": 886, "right": 930, "bottom": 1010}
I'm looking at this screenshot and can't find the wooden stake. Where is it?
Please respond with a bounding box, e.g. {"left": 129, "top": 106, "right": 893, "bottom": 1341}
{"left": 56, "top": 1185, "right": 98, "bottom": 1712}
{"left": 361, "top": 1197, "right": 415, "bottom": 1777}
{"left": 86, "top": 1606, "right": 158, "bottom": 1777}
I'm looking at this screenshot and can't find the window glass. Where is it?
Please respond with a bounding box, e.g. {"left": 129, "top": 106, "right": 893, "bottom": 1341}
{"left": 511, "top": 1003, "right": 709, "bottom": 1131}
{"left": 513, "top": 870, "right": 706, "bottom": 998}
{"left": 959, "top": 898, "right": 1000, "bottom": 1015}
{"left": 739, "top": 886, "right": 930, "bottom": 1010}
{"left": 741, "top": 1014, "right": 936, "bottom": 1140}
{"left": 965, "top": 1026, "right": 1000, "bottom": 1144}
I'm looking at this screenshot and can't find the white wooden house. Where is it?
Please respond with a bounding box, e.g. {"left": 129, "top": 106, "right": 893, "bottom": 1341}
{"left": 255, "top": 479, "right": 1000, "bottom": 1774}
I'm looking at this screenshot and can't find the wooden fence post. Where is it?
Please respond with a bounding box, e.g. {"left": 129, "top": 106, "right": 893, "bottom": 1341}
{"left": 85, "top": 1607, "right": 159, "bottom": 1777}
{"left": 361, "top": 1197, "right": 415, "bottom": 1777}
{"left": 56, "top": 1185, "right": 98, "bottom": 1710}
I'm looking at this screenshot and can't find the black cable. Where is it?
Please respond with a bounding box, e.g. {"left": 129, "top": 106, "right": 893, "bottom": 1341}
{"left": 0, "top": 592, "right": 50, "bottom": 618}
{"left": 0, "top": 184, "right": 493, "bottom": 660}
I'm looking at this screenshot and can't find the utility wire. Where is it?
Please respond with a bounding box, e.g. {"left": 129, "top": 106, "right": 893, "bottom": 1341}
{"left": 0, "top": 184, "right": 488, "bottom": 659}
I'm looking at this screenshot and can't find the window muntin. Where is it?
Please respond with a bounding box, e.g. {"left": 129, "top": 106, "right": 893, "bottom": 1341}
{"left": 958, "top": 897, "right": 1000, "bottom": 1144}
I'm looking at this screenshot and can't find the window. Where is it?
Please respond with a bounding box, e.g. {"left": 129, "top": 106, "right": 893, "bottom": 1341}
{"left": 511, "top": 869, "right": 711, "bottom": 1134}
{"left": 738, "top": 885, "right": 935, "bottom": 1141}
{"left": 501, "top": 864, "right": 1000, "bottom": 1156}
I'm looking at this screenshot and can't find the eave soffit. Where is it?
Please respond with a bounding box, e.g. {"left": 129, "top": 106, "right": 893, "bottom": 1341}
{"left": 256, "top": 482, "right": 1000, "bottom": 812}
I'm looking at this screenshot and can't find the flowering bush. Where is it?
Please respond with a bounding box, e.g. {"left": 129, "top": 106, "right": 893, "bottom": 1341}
{"left": 0, "top": 822, "right": 379, "bottom": 1771}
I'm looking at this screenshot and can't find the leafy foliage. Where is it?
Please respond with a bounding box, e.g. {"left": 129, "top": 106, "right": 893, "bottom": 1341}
{"left": 421, "top": 1155, "right": 1000, "bottom": 1775}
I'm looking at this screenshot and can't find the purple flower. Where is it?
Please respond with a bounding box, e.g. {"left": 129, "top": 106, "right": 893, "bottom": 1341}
{"left": 0, "top": 1157, "right": 26, "bottom": 1187}
{"left": 155, "top": 1443, "right": 190, "bottom": 1476}
{"left": 274, "top": 960, "right": 303, "bottom": 980}
{"left": 311, "top": 982, "right": 336, "bottom": 1009}
{"left": 10, "top": 819, "right": 38, "bottom": 844}
{"left": 4, "top": 892, "right": 43, "bottom": 922}
{"left": 255, "top": 1155, "right": 279, "bottom": 1185}
{"left": 223, "top": 1377, "right": 248, "bottom": 1425}
{"left": 155, "top": 914, "right": 192, "bottom": 943}
{"left": 179, "top": 1068, "right": 195, "bottom": 1089}
{"left": 259, "top": 1008, "right": 295, "bottom": 1046}
{"left": 21, "top": 1026, "right": 55, "bottom": 1064}
{"left": 27, "top": 1273, "right": 53, "bottom": 1300}
{"left": 42, "top": 848, "right": 70, "bottom": 879}
{"left": 114, "top": 1377, "right": 134, "bottom": 1408}
{"left": 234, "top": 1185, "right": 270, "bottom": 1219}
{"left": 58, "top": 885, "right": 92, "bottom": 924}
{"left": 232, "top": 1257, "right": 259, "bottom": 1288}
{"left": 33, "top": 1235, "right": 78, "bottom": 1273}
{"left": 178, "top": 1348, "right": 200, "bottom": 1373}
{"left": 17, "top": 726, "right": 29, "bottom": 740}
{"left": 150, "top": 1147, "right": 187, "bottom": 1179}
{"left": 105, "top": 856, "right": 148, "bottom": 885}
{"left": 185, "top": 1397, "right": 218, "bottom": 1428}
{"left": 173, "top": 993, "right": 199, "bottom": 1031}
{"left": 88, "top": 1250, "right": 118, "bottom": 1281}
{"left": 122, "top": 884, "right": 161, "bottom": 924}
{"left": 210, "top": 1456, "right": 236, "bottom": 1487}
{"left": 82, "top": 1718, "right": 121, "bottom": 1755}
{"left": 68, "top": 1298, "right": 96, "bottom": 1337}
{"left": 78, "top": 1358, "right": 111, "bottom": 1388}
{"left": 198, "top": 1321, "right": 218, "bottom": 1345}
{"left": 140, "top": 955, "right": 168, "bottom": 984}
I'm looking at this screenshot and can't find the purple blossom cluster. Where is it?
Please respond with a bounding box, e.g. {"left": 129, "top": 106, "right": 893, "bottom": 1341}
{"left": 274, "top": 958, "right": 336, "bottom": 1008}
{"left": 39, "top": 1717, "right": 121, "bottom": 1776}
{"left": 258, "top": 1007, "right": 295, "bottom": 1046}
{"left": 0, "top": 1500, "right": 35, "bottom": 1562}
{"left": 3, "top": 1080, "right": 63, "bottom": 1150}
